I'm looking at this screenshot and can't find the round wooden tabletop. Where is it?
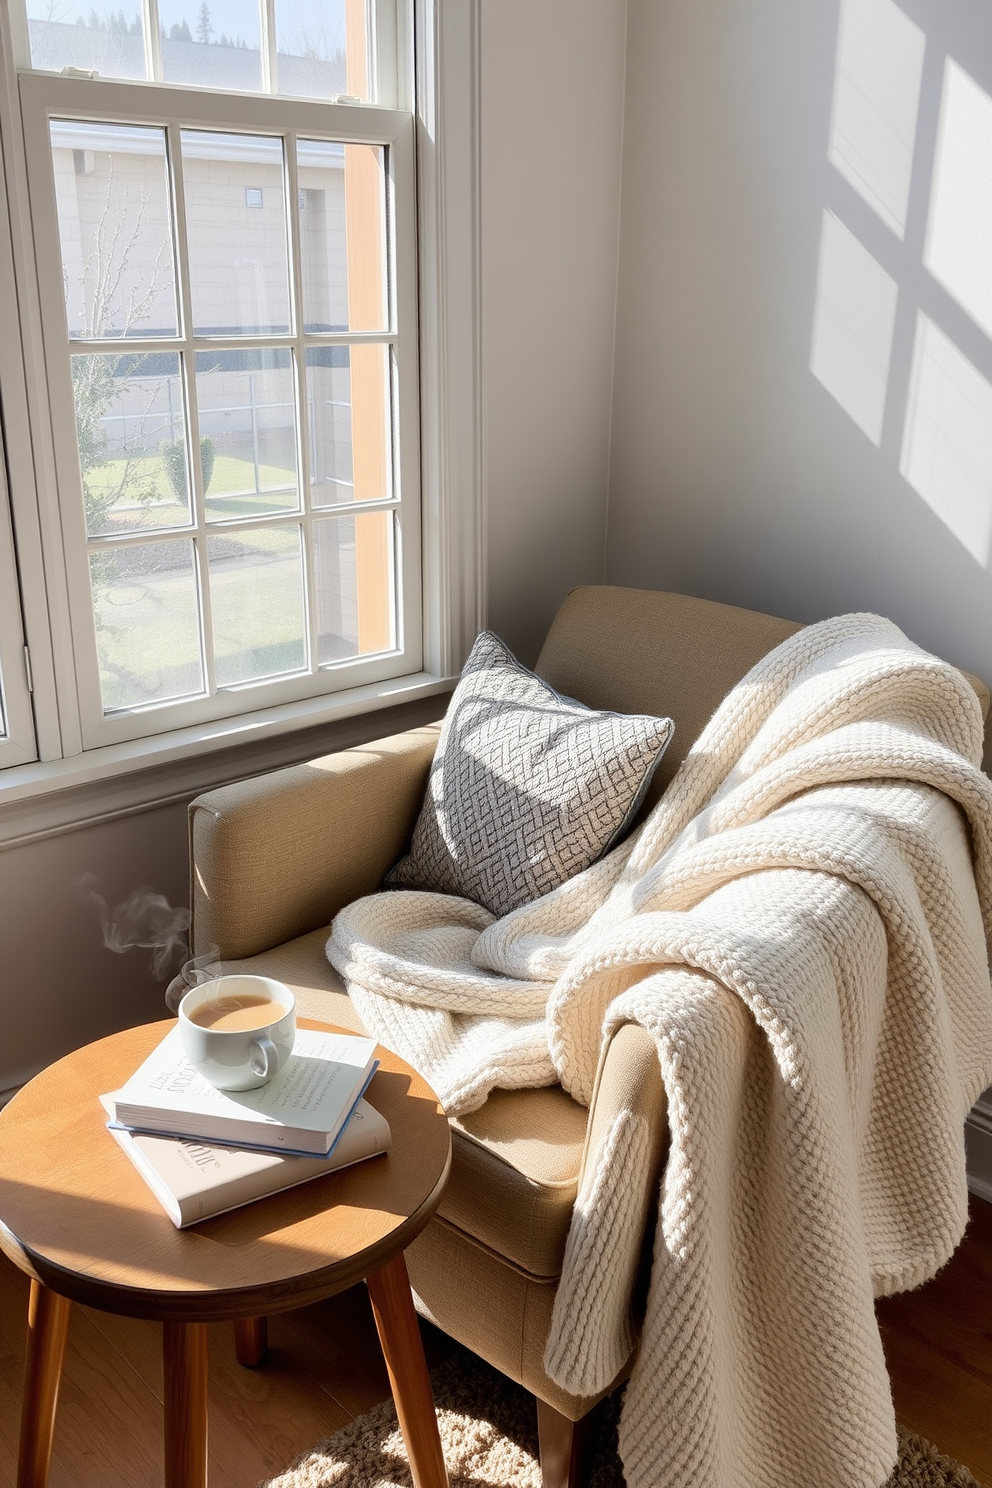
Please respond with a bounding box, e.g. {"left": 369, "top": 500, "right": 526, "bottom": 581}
{"left": 0, "top": 1019, "right": 451, "bottom": 1323}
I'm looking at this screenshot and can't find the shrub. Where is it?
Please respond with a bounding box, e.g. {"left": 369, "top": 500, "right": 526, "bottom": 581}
{"left": 160, "top": 436, "right": 216, "bottom": 499}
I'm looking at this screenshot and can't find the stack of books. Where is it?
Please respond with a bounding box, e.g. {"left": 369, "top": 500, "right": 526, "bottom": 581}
{"left": 103, "top": 1026, "right": 390, "bottom": 1228}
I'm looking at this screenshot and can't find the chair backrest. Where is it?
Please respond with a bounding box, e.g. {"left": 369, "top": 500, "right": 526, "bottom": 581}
{"left": 535, "top": 585, "right": 989, "bottom": 809}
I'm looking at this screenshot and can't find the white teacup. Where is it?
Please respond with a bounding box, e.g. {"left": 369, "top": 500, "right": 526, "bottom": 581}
{"left": 178, "top": 975, "right": 296, "bottom": 1091}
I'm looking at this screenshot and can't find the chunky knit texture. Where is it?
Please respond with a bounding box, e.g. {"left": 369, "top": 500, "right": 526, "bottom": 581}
{"left": 327, "top": 613, "right": 992, "bottom": 1488}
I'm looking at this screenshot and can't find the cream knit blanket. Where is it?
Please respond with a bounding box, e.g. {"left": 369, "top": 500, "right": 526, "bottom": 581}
{"left": 328, "top": 614, "right": 992, "bottom": 1488}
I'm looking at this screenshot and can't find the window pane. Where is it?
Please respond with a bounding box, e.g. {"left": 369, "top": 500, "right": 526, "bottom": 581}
{"left": 314, "top": 510, "right": 394, "bottom": 662}
{"left": 50, "top": 121, "right": 178, "bottom": 340}
{"left": 90, "top": 538, "right": 203, "bottom": 710}
{"left": 159, "top": 1, "right": 262, "bottom": 91}
{"left": 27, "top": 1, "right": 146, "bottom": 80}
{"left": 275, "top": 0, "right": 356, "bottom": 102}
{"left": 182, "top": 131, "right": 291, "bottom": 335}
{"left": 195, "top": 349, "right": 300, "bottom": 519}
{"left": 299, "top": 140, "right": 387, "bottom": 332}
{"left": 307, "top": 344, "right": 390, "bottom": 506}
{"left": 207, "top": 524, "right": 306, "bottom": 685}
{"left": 73, "top": 352, "right": 191, "bottom": 537}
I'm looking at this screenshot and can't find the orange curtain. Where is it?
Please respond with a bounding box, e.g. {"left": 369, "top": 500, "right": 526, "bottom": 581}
{"left": 344, "top": 0, "right": 391, "bottom": 654}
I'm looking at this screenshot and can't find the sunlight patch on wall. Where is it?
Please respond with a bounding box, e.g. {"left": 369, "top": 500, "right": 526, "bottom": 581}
{"left": 925, "top": 60, "right": 992, "bottom": 342}
{"left": 827, "top": 0, "right": 925, "bottom": 238}
{"left": 810, "top": 211, "right": 898, "bottom": 445}
{"left": 900, "top": 315, "right": 992, "bottom": 565}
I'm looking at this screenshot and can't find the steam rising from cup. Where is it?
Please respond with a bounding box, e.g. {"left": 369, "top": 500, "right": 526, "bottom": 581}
{"left": 76, "top": 875, "right": 220, "bottom": 1011}
{"left": 164, "top": 953, "right": 223, "bottom": 1015}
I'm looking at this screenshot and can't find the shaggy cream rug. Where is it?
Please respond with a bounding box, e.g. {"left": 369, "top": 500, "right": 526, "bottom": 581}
{"left": 263, "top": 1349, "right": 984, "bottom": 1488}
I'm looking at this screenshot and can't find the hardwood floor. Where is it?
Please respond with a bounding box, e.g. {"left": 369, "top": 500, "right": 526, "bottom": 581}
{"left": 877, "top": 1194, "right": 992, "bottom": 1485}
{"left": 0, "top": 1197, "right": 989, "bottom": 1486}
{"left": 0, "top": 1259, "right": 454, "bottom": 1488}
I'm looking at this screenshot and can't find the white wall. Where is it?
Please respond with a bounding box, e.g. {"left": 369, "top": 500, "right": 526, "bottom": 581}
{"left": 0, "top": 803, "right": 190, "bottom": 1100}
{"left": 481, "top": 0, "right": 627, "bottom": 664}
{"left": 606, "top": 0, "right": 992, "bottom": 712}
{"left": 605, "top": 0, "right": 992, "bottom": 1141}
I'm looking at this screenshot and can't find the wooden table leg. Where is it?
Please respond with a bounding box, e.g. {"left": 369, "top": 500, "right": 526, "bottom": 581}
{"left": 366, "top": 1253, "right": 449, "bottom": 1488}
{"left": 233, "top": 1316, "right": 268, "bottom": 1367}
{"left": 17, "top": 1281, "right": 71, "bottom": 1488}
{"left": 162, "top": 1321, "right": 209, "bottom": 1488}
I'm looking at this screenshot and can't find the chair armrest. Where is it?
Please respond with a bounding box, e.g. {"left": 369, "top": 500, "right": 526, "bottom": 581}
{"left": 580, "top": 1021, "right": 668, "bottom": 1188}
{"left": 578, "top": 1019, "right": 669, "bottom": 1293}
{"left": 189, "top": 722, "right": 441, "bottom": 960}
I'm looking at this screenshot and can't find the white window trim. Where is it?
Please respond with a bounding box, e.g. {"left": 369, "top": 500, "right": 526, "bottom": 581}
{"left": 0, "top": 0, "right": 483, "bottom": 824}
{"left": 0, "top": 116, "right": 36, "bottom": 768}
{"left": 417, "top": 0, "right": 486, "bottom": 681}
{"left": 0, "top": 424, "right": 36, "bottom": 768}
{"left": 0, "top": 14, "right": 66, "bottom": 764}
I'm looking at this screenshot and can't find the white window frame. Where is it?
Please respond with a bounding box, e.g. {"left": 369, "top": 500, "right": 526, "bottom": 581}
{"left": 20, "top": 75, "right": 422, "bottom": 750}
{"left": 0, "top": 75, "right": 46, "bottom": 773}
{"left": 0, "top": 426, "right": 37, "bottom": 769}
{"left": 0, "top": 0, "right": 483, "bottom": 815}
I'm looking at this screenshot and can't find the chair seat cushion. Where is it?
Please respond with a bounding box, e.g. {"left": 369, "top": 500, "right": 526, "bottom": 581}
{"left": 222, "top": 926, "right": 587, "bottom": 1279}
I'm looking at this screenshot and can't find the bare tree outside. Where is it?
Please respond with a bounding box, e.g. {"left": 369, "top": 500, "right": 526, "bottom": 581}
{"left": 68, "top": 158, "right": 176, "bottom": 535}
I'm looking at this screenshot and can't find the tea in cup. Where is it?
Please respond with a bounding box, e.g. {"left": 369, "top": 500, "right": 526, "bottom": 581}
{"left": 178, "top": 975, "right": 296, "bottom": 1090}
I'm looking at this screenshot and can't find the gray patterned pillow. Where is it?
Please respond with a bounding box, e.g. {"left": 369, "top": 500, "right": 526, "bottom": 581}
{"left": 384, "top": 631, "right": 674, "bottom": 918}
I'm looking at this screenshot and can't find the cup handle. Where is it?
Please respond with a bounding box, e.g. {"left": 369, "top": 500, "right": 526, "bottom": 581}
{"left": 250, "top": 1035, "right": 279, "bottom": 1080}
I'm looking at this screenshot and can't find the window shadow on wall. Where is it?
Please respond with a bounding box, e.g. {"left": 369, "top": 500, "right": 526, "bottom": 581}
{"left": 810, "top": 0, "right": 992, "bottom": 568}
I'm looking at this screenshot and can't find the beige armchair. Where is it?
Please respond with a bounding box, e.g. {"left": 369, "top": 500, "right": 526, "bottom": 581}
{"left": 188, "top": 585, "right": 990, "bottom": 1487}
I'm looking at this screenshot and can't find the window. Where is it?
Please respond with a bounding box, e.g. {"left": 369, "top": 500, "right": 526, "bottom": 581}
{"left": 20, "top": 0, "right": 383, "bottom": 101}
{"left": 0, "top": 424, "right": 36, "bottom": 770}
{"left": 0, "top": 0, "right": 449, "bottom": 770}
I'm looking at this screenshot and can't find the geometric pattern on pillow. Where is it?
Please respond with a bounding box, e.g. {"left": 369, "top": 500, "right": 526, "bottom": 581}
{"left": 384, "top": 631, "right": 674, "bottom": 918}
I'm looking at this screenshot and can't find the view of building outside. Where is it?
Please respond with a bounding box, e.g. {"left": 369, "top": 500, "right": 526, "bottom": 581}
{"left": 48, "top": 115, "right": 392, "bottom": 712}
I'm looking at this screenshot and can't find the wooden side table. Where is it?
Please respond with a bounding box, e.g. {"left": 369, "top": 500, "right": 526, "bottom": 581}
{"left": 0, "top": 1020, "right": 452, "bottom": 1488}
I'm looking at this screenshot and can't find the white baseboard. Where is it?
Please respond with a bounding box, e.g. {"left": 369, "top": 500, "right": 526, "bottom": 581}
{"left": 966, "top": 1099, "right": 992, "bottom": 1205}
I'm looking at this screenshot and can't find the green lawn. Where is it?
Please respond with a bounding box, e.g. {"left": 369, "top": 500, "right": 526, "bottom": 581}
{"left": 85, "top": 452, "right": 299, "bottom": 532}
{"left": 84, "top": 454, "right": 359, "bottom": 710}
{"left": 92, "top": 531, "right": 312, "bottom": 710}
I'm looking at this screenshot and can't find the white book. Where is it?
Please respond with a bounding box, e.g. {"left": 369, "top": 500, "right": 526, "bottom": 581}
{"left": 102, "top": 1096, "right": 391, "bottom": 1228}
{"left": 106, "top": 1025, "right": 379, "bottom": 1155}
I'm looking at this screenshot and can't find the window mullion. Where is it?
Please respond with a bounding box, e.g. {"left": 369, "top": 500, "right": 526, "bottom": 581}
{"left": 166, "top": 121, "right": 215, "bottom": 700}
{"left": 260, "top": 0, "right": 278, "bottom": 95}
{"left": 365, "top": 0, "right": 379, "bottom": 105}
{"left": 83, "top": 505, "right": 354, "bottom": 544}
{"left": 191, "top": 522, "right": 216, "bottom": 698}
{"left": 285, "top": 127, "right": 318, "bottom": 676}
{"left": 82, "top": 335, "right": 411, "bottom": 354}
{"left": 184, "top": 345, "right": 216, "bottom": 699}
{"left": 143, "top": 0, "right": 163, "bottom": 83}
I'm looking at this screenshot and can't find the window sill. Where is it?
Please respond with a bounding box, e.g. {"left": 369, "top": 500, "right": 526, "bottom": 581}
{"left": 0, "top": 669, "right": 454, "bottom": 848}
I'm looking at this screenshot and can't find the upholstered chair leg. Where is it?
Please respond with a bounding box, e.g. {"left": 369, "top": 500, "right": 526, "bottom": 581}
{"left": 536, "top": 1397, "right": 593, "bottom": 1488}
